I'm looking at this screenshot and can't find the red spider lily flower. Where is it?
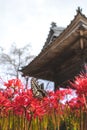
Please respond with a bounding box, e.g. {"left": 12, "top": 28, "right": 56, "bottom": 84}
{"left": 68, "top": 97, "right": 85, "bottom": 110}
{"left": 30, "top": 98, "right": 46, "bottom": 118}
{"left": 69, "top": 73, "right": 87, "bottom": 110}
{"left": 42, "top": 92, "right": 65, "bottom": 117}
{"left": 12, "top": 90, "right": 47, "bottom": 119}
{"left": 3, "top": 88, "right": 14, "bottom": 99}
{"left": 70, "top": 74, "right": 87, "bottom": 96}
{"left": 42, "top": 91, "right": 62, "bottom": 114}
{"left": 35, "top": 106, "right": 46, "bottom": 117}
{"left": 42, "top": 96, "right": 52, "bottom": 112}
{"left": 13, "top": 95, "right": 31, "bottom": 110}
{"left": 12, "top": 90, "right": 34, "bottom": 116}
{"left": 21, "top": 89, "right": 33, "bottom": 98}
{"left": 43, "top": 91, "right": 58, "bottom": 110}
{"left": 56, "top": 89, "right": 73, "bottom": 101}
{"left": 4, "top": 79, "right": 24, "bottom": 90}
{"left": 0, "top": 93, "right": 12, "bottom": 116}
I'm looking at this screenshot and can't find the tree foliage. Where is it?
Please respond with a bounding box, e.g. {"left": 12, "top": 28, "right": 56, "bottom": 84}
{"left": 0, "top": 43, "right": 34, "bottom": 79}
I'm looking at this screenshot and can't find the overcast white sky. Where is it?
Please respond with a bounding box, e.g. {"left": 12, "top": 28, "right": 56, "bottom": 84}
{"left": 0, "top": 0, "right": 87, "bottom": 55}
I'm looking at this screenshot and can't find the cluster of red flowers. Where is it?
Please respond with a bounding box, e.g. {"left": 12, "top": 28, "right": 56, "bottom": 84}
{"left": 0, "top": 74, "right": 87, "bottom": 121}
{"left": 69, "top": 74, "right": 87, "bottom": 110}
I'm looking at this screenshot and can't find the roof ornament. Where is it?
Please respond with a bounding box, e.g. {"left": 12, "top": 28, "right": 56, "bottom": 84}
{"left": 51, "top": 22, "right": 57, "bottom": 28}
{"left": 76, "top": 7, "right": 82, "bottom": 14}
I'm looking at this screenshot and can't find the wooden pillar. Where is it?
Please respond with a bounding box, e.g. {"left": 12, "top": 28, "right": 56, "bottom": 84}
{"left": 54, "top": 80, "right": 59, "bottom": 91}
{"left": 79, "top": 29, "right": 86, "bottom": 71}
{"left": 79, "top": 29, "right": 84, "bottom": 49}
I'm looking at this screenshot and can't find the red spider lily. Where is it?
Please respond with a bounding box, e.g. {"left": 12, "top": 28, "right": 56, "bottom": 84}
{"left": 70, "top": 74, "right": 87, "bottom": 109}
{"left": 4, "top": 79, "right": 24, "bottom": 90}
{"left": 31, "top": 100, "right": 47, "bottom": 118}
{"left": 12, "top": 91, "right": 47, "bottom": 120}
{"left": 68, "top": 96, "right": 85, "bottom": 110}
{"left": 70, "top": 74, "right": 87, "bottom": 96}
{"left": 41, "top": 91, "right": 66, "bottom": 116}
{"left": 3, "top": 79, "right": 24, "bottom": 100}
{"left": 2, "top": 88, "right": 15, "bottom": 99}
{"left": 46, "top": 89, "right": 73, "bottom": 111}
{"left": 0, "top": 93, "right": 12, "bottom": 116}
{"left": 56, "top": 89, "right": 73, "bottom": 101}
{"left": 42, "top": 91, "right": 58, "bottom": 111}
{"left": 0, "top": 74, "right": 87, "bottom": 130}
{"left": 12, "top": 92, "right": 32, "bottom": 115}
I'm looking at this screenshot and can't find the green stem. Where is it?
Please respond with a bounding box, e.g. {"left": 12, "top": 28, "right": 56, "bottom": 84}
{"left": 8, "top": 111, "right": 10, "bottom": 130}
{"left": 28, "top": 114, "right": 33, "bottom": 130}
{"left": 12, "top": 112, "right": 14, "bottom": 130}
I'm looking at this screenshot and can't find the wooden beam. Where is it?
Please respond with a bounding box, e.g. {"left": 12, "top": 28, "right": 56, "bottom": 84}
{"left": 79, "top": 30, "right": 84, "bottom": 49}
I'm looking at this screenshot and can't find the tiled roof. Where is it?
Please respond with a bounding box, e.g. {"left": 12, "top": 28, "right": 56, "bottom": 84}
{"left": 43, "top": 22, "right": 64, "bottom": 49}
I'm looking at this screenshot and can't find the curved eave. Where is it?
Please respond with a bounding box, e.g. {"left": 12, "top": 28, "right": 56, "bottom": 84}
{"left": 22, "top": 27, "right": 82, "bottom": 76}
{"left": 21, "top": 11, "right": 87, "bottom": 81}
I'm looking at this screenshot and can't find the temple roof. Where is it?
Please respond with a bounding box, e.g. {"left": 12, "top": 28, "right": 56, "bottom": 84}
{"left": 21, "top": 8, "right": 87, "bottom": 87}
{"left": 43, "top": 22, "right": 64, "bottom": 49}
